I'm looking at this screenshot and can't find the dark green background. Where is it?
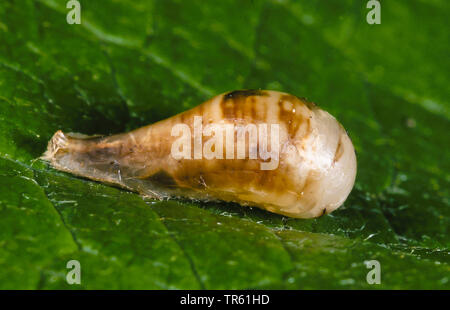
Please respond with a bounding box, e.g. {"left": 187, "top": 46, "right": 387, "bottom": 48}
{"left": 0, "top": 0, "right": 448, "bottom": 289}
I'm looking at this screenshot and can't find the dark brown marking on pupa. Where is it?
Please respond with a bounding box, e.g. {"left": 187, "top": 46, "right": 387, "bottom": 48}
{"left": 333, "top": 137, "right": 344, "bottom": 164}
{"left": 224, "top": 89, "right": 268, "bottom": 100}
{"left": 142, "top": 170, "right": 179, "bottom": 187}
{"left": 278, "top": 95, "right": 302, "bottom": 140}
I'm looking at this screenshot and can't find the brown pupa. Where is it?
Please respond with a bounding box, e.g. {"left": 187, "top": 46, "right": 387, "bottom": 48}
{"left": 42, "top": 90, "right": 357, "bottom": 218}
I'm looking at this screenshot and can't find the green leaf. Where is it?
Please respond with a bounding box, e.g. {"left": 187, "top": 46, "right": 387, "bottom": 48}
{"left": 0, "top": 0, "right": 448, "bottom": 289}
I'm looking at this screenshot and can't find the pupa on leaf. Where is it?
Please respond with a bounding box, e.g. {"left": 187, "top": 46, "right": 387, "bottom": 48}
{"left": 42, "top": 90, "right": 357, "bottom": 218}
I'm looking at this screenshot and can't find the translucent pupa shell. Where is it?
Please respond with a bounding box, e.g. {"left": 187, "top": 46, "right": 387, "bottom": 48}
{"left": 43, "top": 90, "right": 357, "bottom": 218}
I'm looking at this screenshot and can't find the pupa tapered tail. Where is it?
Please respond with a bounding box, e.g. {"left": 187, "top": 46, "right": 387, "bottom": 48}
{"left": 42, "top": 90, "right": 357, "bottom": 218}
